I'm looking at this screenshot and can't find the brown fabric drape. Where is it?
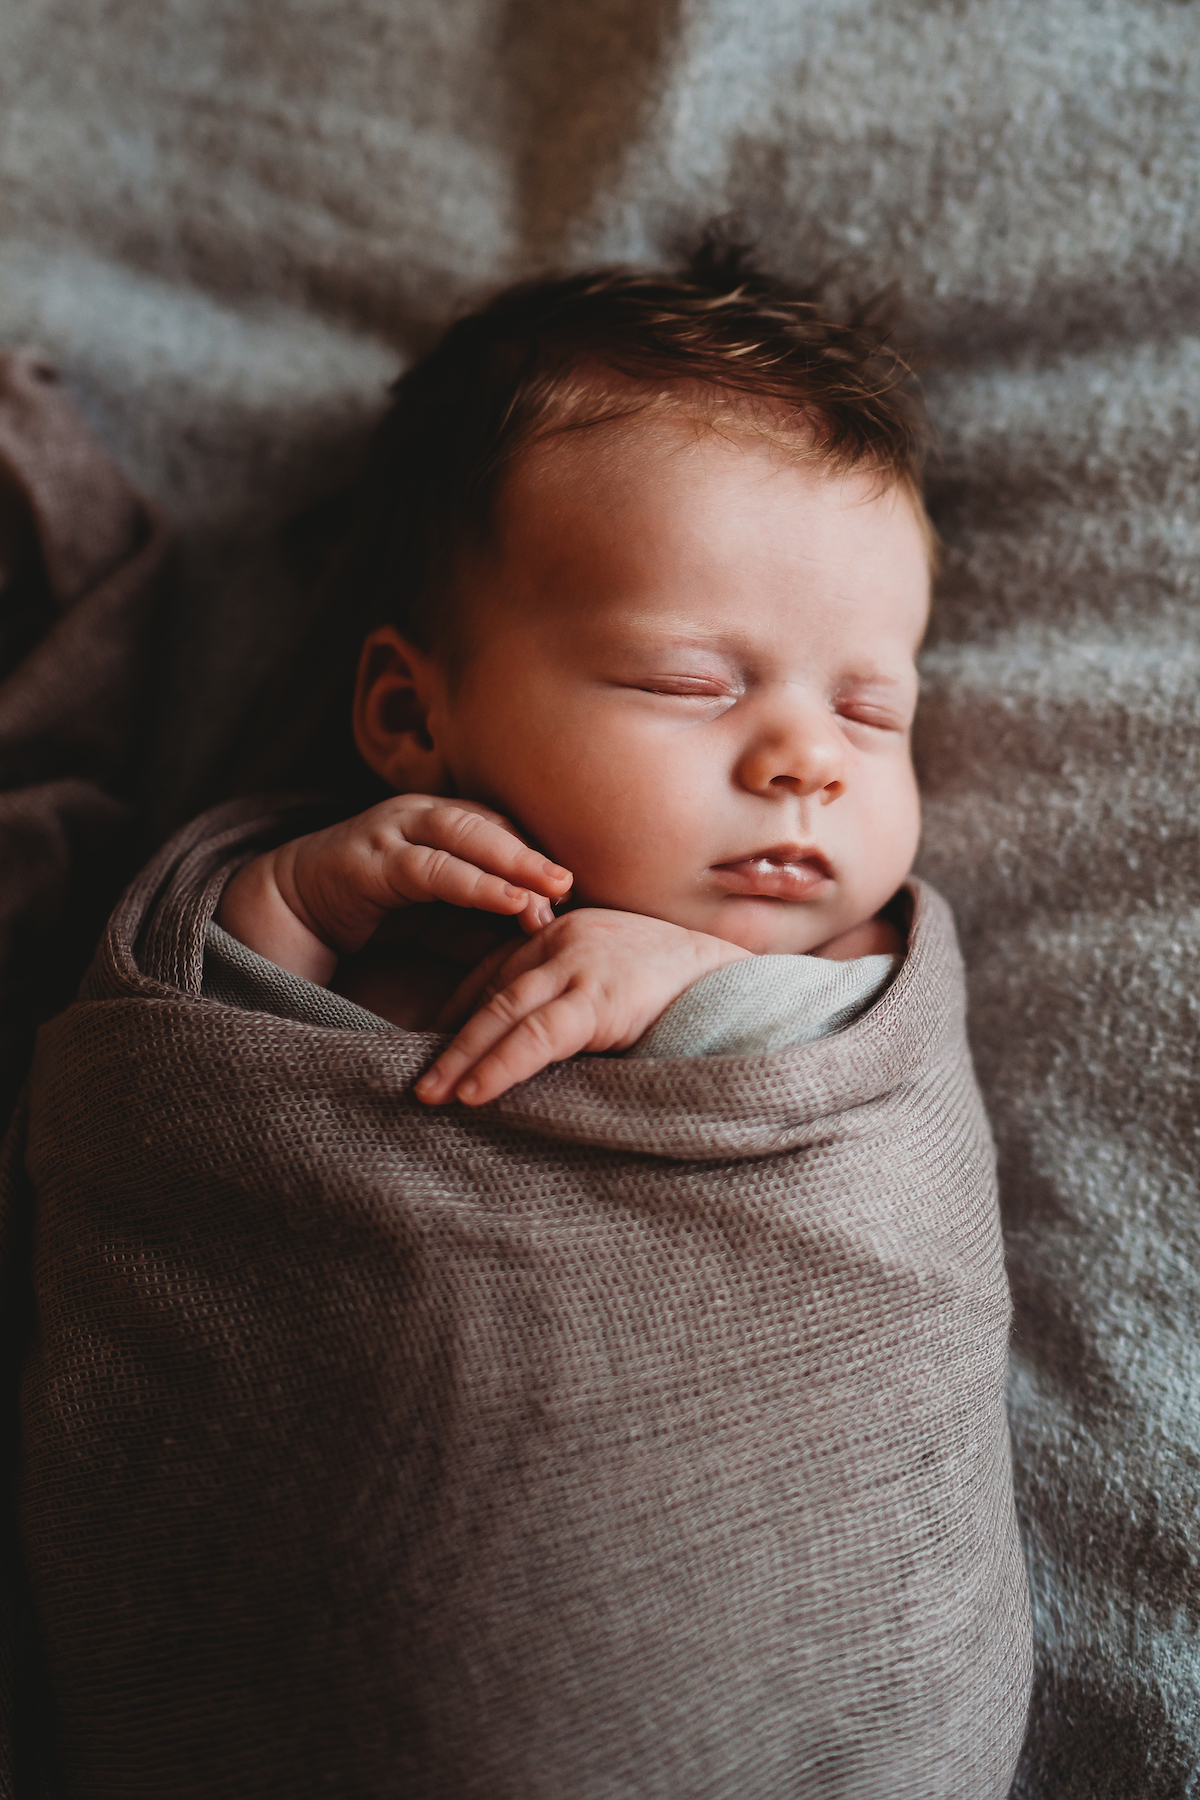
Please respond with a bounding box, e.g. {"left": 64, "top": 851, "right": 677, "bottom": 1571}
{"left": 0, "top": 351, "right": 173, "bottom": 1798}
{"left": 0, "top": 350, "right": 173, "bottom": 1132}
{"left": 9, "top": 798, "right": 1030, "bottom": 1797}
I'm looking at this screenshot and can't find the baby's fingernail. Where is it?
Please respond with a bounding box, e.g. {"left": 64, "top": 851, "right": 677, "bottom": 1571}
{"left": 457, "top": 1077, "right": 479, "bottom": 1101}
{"left": 504, "top": 884, "right": 526, "bottom": 902}
{"left": 542, "top": 861, "right": 569, "bottom": 882}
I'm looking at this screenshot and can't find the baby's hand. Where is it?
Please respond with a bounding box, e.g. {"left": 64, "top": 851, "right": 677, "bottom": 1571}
{"left": 415, "top": 909, "right": 751, "bottom": 1106}
{"left": 216, "top": 796, "right": 573, "bottom": 985}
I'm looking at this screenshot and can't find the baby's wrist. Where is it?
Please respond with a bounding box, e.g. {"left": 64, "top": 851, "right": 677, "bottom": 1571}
{"left": 687, "top": 929, "right": 754, "bottom": 976}
{"left": 215, "top": 851, "right": 340, "bottom": 987}
{"left": 649, "top": 928, "right": 751, "bottom": 1021}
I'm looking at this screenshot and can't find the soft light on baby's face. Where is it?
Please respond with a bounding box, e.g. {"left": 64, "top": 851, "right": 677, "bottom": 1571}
{"left": 418, "top": 419, "right": 930, "bottom": 955}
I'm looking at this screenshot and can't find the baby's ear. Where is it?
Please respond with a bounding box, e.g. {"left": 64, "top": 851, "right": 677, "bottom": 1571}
{"left": 353, "top": 626, "right": 452, "bottom": 795}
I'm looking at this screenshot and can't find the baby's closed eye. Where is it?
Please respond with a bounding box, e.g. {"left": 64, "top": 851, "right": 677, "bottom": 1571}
{"left": 834, "top": 698, "right": 910, "bottom": 731}
{"left": 621, "top": 674, "right": 740, "bottom": 700}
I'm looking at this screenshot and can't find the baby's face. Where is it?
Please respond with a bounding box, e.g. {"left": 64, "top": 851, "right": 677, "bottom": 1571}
{"left": 420, "top": 419, "right": 929, "bottom": 955}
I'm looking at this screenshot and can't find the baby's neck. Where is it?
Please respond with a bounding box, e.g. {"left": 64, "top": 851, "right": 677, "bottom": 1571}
{"left": 333, "top": 905, "right": 521, "bottom": 1031}
{"left": 813, "top": 913, "right": 906, "bottom": 962}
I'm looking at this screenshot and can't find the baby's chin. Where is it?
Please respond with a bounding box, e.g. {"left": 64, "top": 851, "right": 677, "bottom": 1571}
{"left": 571, "top": 877, "right": 877, "bottom": 957}
{"left": 676, "top": 896, "right": 861, "bottom": 958}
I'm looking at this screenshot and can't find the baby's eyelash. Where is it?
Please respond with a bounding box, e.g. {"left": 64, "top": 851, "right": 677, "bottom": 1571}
{"left": 835, "top": 700, "right": 907, "bottom": 730}
{"left": 634, "top": 679, "right": 735, "bottom": 699}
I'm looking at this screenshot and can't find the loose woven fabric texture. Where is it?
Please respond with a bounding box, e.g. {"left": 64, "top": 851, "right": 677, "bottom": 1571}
{"left": 10, "top": 801, "right": 1029, "bottom": 1798}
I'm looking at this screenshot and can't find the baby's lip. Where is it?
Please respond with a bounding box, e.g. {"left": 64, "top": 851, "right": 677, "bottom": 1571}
{"left": 710, "top": 844, "right": 834, "bottom": 901}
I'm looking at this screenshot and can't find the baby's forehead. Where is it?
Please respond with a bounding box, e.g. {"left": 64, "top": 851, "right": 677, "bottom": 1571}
{"left": 503, "top": 406, "right": 925, "bottom": 546}
{"left": 506, "top": 386, "right": 932, "bottom": 531}
{"left": 479, "top": 438, "right": 929, "bottom": 659}
{"left": 497, "top": 415, "right": 814, "bottom": 566}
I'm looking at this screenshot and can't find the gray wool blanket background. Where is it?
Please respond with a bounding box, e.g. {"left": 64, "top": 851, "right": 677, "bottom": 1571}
{"left": 0, "top": 3, "right": 1198, "bottom": 1795}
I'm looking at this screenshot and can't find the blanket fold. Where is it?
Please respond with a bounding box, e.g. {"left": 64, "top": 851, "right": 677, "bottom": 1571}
{"left": 201, "top": 918, "right": 900, "bottom": 1058}
{"left": 12, "top": 798, "right": 1031, "bottom": 1799}
{"left": 0, "top": 350, "right": 174, "bottom": 1131}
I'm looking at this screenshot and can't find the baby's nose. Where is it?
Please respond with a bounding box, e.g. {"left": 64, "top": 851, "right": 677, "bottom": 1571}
{"left": 737, "top": 710, "right": 846, "bottom": 802}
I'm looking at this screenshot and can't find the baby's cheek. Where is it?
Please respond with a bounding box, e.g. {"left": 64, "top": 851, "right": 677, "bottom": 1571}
{"left": 542, "top": 811, "right": 684, "bottom": 907}
{"left": 866, "top": 814, "right": 920, "bottom": 916}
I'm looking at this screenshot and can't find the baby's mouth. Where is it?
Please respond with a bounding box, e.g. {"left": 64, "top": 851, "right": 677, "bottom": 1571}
{"left": 710, "top": 846, "right": 834, "bottom": 901}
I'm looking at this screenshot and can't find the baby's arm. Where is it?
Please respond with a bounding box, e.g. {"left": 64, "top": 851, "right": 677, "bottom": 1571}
{"left": 215, "top": 797, "right": 573, "bottom": 983}
{"left": 415, "top": 910, "right": 751, "bottom": 1107}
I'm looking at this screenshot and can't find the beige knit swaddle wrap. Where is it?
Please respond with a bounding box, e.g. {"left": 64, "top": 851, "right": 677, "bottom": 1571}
{"left": 15, "top": 799, "right": 1031, "bottom": 1797}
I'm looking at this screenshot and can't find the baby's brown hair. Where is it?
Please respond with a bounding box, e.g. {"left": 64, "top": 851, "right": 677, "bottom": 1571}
{"left": 353, "top": 237, "right": 933, "bottom": 652}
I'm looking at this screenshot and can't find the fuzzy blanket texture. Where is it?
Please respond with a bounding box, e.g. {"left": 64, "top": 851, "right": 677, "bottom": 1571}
{"left": 0, "top": 2, "right": 1198, "bottom": 1795}
{"left": 13, "top": 802, "right": 1028, "bottom": 1797}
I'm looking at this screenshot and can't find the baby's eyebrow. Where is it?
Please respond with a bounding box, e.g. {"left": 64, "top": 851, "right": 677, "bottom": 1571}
{"left": 600, "top": 620, "right": 919, "bottom": 684}
{"left": 837, "top": 669, "right": 909, "bottom": 687}
{"left": 608, "top": 620, "right": 737, "bottom": 648}
{"left": 599, "top": 629, "right": 743, "bottom": 665}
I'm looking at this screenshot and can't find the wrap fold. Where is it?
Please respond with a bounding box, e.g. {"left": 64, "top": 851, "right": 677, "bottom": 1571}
{"left": 13, "top": 798, "right": 1031, "bottom": 1798}
{"left": 0, "top": 349, "right": 173, "bottom": 1132}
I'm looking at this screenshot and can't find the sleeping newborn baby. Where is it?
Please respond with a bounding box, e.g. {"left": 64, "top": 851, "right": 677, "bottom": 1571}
{"left": 215, "top": 298, "right": 927, "bottom": 1097}
{"left": 20, "top": 248, "right": 1032, "bottom": 1799}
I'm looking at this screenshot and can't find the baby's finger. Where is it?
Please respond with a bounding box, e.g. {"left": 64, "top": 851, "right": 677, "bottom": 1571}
{"left": 384, "top": 844, "right": 549, "bottom": 919}
{"left": 518, "top": 893, "right": 557, "bottom": 934}
{"left": 416, "top": 963, "right": 568, "bottom": 1102}
{"left": 447, "top": 988, "right": 600, "bottom": 1105}
{"left": 401, "top": 807, "right": 571, "bottom": 902}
